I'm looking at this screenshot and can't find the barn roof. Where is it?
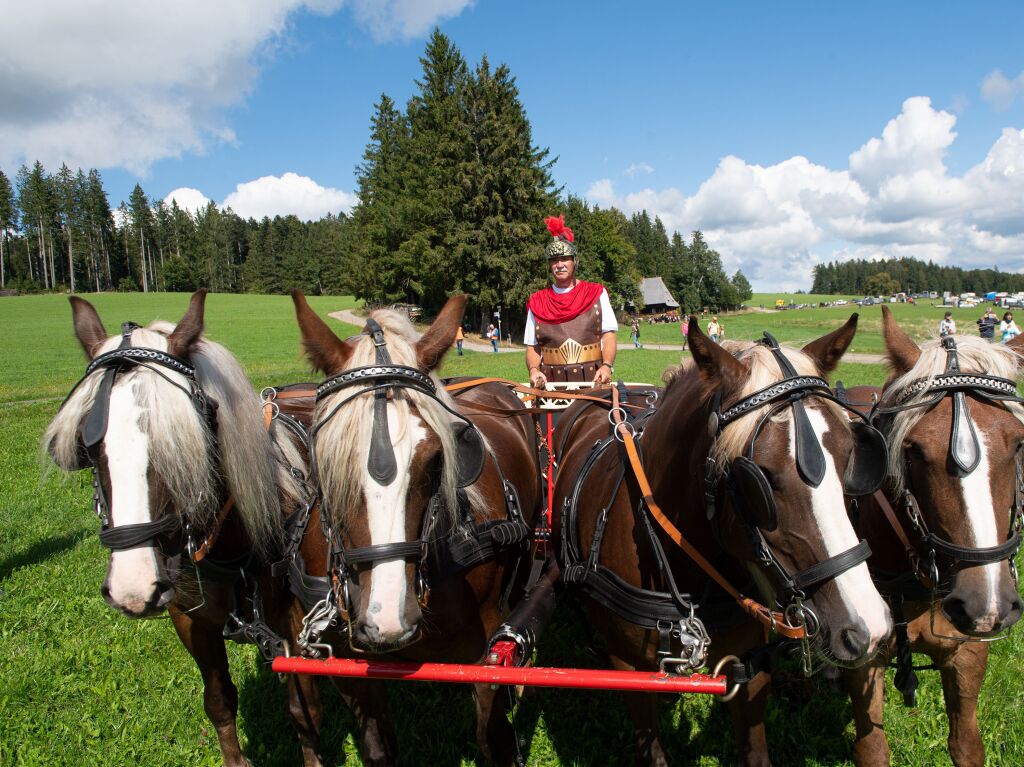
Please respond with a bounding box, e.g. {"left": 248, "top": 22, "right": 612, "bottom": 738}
{"left": 640, "top": 276, "right": 679, "bottom": 308}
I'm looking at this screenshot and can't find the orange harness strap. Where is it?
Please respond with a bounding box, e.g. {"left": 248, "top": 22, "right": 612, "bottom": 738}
{"left": 608, "top": 388, "right": 806, "bottom": 640}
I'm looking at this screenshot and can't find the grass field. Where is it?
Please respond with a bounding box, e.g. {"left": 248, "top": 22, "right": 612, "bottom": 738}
{"left": 1, "top": 292, "right": 1022, "bottom": 766}
{"left": 624, "top": 298, "right": 1002, "bottom": 356}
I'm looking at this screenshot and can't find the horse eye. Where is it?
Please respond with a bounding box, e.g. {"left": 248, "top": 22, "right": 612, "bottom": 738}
{"left": 760, "top": 467, "right": 779, "bottom": 490}
{"left": 905, "top": 442, "right": 925, "bottom": 459}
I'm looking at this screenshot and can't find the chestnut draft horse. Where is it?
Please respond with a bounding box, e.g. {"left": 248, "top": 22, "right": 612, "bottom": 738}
{"left": 553, "top": 316, "right": 893, "bottom": 766}
{"left": 44, "top": 292, "right": 330, "bottom": 767}
{"left": 841, "top": 307, "right": 1024, "bottom": 767}
{"left": 286, "top": 292, "right": 543, "bottom": 766}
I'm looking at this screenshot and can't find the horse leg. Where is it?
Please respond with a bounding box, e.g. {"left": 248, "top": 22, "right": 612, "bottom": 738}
{"left": 844, "top": 659, "right": 890, "bottom": 767}
{"left": 169, "top": 603, "right": 249, "bottom": 767}
{"left": 724, "top": 669, "right": 771, "bottom": 767}
{"left": 472, "top": 682, "right": 520, "bottom": 767}
{"left": 332, "top": 678, "right": 398, "bottom": 767}
{"left": 603, "top": 654, "right": 668, "bottom": 767}
{"left": 937, "top": 641, "right": 989, "bottom": 767}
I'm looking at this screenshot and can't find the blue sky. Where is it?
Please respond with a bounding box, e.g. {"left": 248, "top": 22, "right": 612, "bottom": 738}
{"left": 3, "top": 1, "right": 1024, "bottom": 290}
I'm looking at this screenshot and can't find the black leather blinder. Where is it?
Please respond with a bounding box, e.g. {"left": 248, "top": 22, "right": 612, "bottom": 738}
{"left": 844, "top": 421, "right": 888, "bottom": 497}
{"left": 453, "top": 421, "right": 485, "bottom": 488}
{"left": 729, "top": 456, "right": 778, "bottom": 531}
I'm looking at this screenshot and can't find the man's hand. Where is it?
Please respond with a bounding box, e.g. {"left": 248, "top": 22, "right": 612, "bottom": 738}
{"left": 592, "top": 364, "right": 612, "bottom": 386}
{"left": 530, "top": 367, "right": 548, "bottom": 389}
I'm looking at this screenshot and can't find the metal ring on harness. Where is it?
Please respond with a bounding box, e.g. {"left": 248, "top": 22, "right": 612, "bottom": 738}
{"left": 712, "top": 654, "right": 743, "bottom": 702}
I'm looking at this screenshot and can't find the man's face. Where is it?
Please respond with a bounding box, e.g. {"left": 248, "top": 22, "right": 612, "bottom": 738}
{"left": 549, "top": 254, "right": 575, "bottom": 283}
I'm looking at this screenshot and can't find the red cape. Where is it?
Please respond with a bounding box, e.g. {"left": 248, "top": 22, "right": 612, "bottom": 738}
{"left": 527, "top": 281, "right": 604, "bottom": 324}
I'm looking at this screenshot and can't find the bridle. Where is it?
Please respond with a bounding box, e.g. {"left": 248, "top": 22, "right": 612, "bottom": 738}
{"left": 59, "top": 322, "right": 221, "bottom": 561}
{"left": 308, "top": 319, "right": 485, "bottom": 629}
{"left": 871, "top": 336, "right": 1024, "bottom": 640}
{"left": 705, "top": 333, "right": 886, "bottom": 627}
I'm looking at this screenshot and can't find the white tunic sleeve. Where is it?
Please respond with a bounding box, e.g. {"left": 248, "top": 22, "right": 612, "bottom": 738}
{"left": 523, "top": 309, "right": 537, "bottom": 346}
{"left": 599, "top": 289, "right": 618, "bottom": 333}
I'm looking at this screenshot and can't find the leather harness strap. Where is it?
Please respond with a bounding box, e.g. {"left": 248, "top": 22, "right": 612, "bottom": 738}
{"left": 607, "top": 387, "right": 807, "bottom": 640}
{"left": 871, "top": 489, "right": 932, "bottom": 587}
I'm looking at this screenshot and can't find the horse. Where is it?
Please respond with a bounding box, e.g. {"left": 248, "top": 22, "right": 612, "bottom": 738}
{"left": 287, "top": 291, "right": 543, "bottom": 766}
{"left": 44, "top": 291, "right": 328, "bottom": 767}
{"left": 841, "top": 306, "right": 1024, "bottom": 767}
{"left": 552, "top": 315, "right": 894, "bottom": 766}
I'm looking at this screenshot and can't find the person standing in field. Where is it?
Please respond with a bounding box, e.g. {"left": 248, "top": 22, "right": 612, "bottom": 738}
{"left": 524, "top": 215, "right": 618, "bottom": 387}
{"left": 630, "top": 317, "right": 642, "bottom": 349}
{"left": 976, "top": 308, "right": 997, "bottom": 342}
{"left": 487, "top": 323, "right": 499, "bottom": 352}
{"left": 680, "top": 316, "right": 689, "bottom": 350}
{"left": 455, "top": 324, "right": 465, "bottom": 355}
{"left": 938, "top": 311, "right": 956, "bottom": 337}
{"left": 707, "top": 316, "right": 721, "bottom": 343}
{"left": 1000, "top": 311, "right": 1020, "bottom": 344}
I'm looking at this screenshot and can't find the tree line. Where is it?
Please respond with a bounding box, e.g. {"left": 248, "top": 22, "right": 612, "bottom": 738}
{"left": 811, "top": 257, "right": 1024, "bottom": 297}
{"left": 0, "top": 30, "right": 749, "bottom": 331}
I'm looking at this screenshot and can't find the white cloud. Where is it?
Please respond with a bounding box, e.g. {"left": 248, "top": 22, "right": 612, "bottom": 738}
{"left": 585, "top": 98, "right": 1024, "bottom": 290}
{"left": 0, "top": 0, "right": 472, "bottom": 174}
{"left": 164, "top": 188, "right": 212, "bottom": 215}
{"left": 624, "top": 162, "right": 654, "bottom": 177}
{"left": 981, "top": 69, "right": 1024, "bottom": 112}
{"left": 222, "top": 172, "right": 357, "bottom": 220}
{"left": 350, "top": 0, "right": 474, "bottom": 42}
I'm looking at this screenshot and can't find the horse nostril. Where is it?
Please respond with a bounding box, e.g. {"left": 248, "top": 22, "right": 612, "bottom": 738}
{"left": 839, "top": 625, "right": 869, "bottom": 658}
{"left": 942, "top": 595, "right": 969, "bottom": 627}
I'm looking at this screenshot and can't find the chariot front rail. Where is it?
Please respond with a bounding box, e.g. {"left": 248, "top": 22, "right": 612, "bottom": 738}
{"left": 272, "top": 656, "right": 727, "bottom": 694}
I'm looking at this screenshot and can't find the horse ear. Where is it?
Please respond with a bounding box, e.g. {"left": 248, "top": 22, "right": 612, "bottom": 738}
{"left": 291, "top": 290, "right": 352, "bottom": 374}
{"left": 167, "top": 290, "right": 207, "bottom": 359}
{"left": 69, "top": 296, "right": 108, "bottom": 359}
{"left": 801, "top": 313, "right": 858, "bottom": 375}
{"left": 881, "top": 305, "right": 920, "bottom": 375}
{"left": 1006, "top": 331, "right": 1024, "bottom": 363}
{"left": 416, "top": 294, "right": 467, "bottom": 372}
{"left": 687, "top": 315, "right": 746, "bottom": 386}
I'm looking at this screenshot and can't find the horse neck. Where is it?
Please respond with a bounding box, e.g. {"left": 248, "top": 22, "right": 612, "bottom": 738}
{"left": 642, "top": 380, "right": 716, "bottom": 523}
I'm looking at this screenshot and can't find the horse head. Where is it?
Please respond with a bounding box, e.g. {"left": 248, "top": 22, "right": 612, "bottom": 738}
{"left": 45, "top": 292, "right": 285, "bottom": 618}
{"left": 292, "top": 292, "right": 474, "bottom": 652}
{"left": 688, "top": 315, "right": 892, "bottom": 665}
{"left": 880, "top": 305, "right": 1024, "bottom": 636}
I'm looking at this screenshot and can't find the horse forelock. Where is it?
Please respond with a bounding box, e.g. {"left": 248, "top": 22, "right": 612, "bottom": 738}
{"left": 709, "top": 342, "right": 840, "bottom": 477}
{"left": 883, "top": 334, "right": 1024, "bottom": 492}
{"left": 314, "top": 308, "right": 479, "bottom": 532}
{"left": 45, "top": 323, "right": 285, "bottom": 554}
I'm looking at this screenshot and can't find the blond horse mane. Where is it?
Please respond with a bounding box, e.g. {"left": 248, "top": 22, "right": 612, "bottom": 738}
{"left": 313, "top": 308, "right": 481, "bottom": 533}
{"left": 882, "top": 333, "right": 1024, "bottom": 492}
{"left": 44, "top": 322, "right": 294, "bottom": 554}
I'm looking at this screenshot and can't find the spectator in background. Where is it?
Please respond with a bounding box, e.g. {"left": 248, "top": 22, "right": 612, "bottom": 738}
{"left": 1000, "top": 312, "right": 1020, "bottom": 344}
{"left": 630, "top": 317, "right": 642, "bottom": 348}
{"left": 976, "top": 307, "right": 997, "bottom": 342}
{"left": 454, "top": 324, "right": 465, "bottom": 355}
{"left": 707, "top": 316, "right": 721, "bottom": 343}
{"left": 681, "top": 316, "right": 689, "bottom": 350}
{"left": 939, "top": 312, "right": 956, "bottom": 338}
{"left": 487, "top": 323, "right": 499, "bottom": 352}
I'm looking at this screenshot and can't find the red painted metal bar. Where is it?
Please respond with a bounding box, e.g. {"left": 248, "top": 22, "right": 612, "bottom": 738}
{"left": 272, "top": 656, "right": 727, "bottom": 695}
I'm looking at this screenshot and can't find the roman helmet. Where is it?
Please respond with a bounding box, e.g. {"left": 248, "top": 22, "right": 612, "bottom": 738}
{"left": 545, "top": 215, "right": 577, "bottom": 261}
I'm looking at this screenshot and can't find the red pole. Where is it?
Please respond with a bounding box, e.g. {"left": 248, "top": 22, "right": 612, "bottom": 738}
{"left": 271, "top": 656, "right": 727, "bottom": 695}
{"left": 546, "top": 411, "right": 554, "bottom": 528}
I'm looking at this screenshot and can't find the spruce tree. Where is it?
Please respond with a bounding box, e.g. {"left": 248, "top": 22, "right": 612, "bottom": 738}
{"left": 0, "top": 170, "right": 15, "bottom": 288}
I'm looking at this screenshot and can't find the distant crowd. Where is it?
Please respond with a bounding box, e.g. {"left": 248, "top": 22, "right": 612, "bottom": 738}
{"left": 940, "top": 307, "right": 1020, "bottom": 344}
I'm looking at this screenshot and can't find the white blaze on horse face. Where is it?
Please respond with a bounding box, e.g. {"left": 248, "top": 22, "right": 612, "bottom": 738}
{"left": 104, "top": 379, "right": 161, "bottom": 612}
{"left": 363, "top": 405, "right": 428, "bottom": 639}
{"left": 797, "top": 408, "right": 891, "bottom": 648}
{"left": 957, "top": 432, "right": 1002, "bottom": 631}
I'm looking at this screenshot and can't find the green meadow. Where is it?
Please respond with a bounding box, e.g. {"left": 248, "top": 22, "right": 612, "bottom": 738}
{"left": 1, "top": 292, "right": 1021, "bottom": 766}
